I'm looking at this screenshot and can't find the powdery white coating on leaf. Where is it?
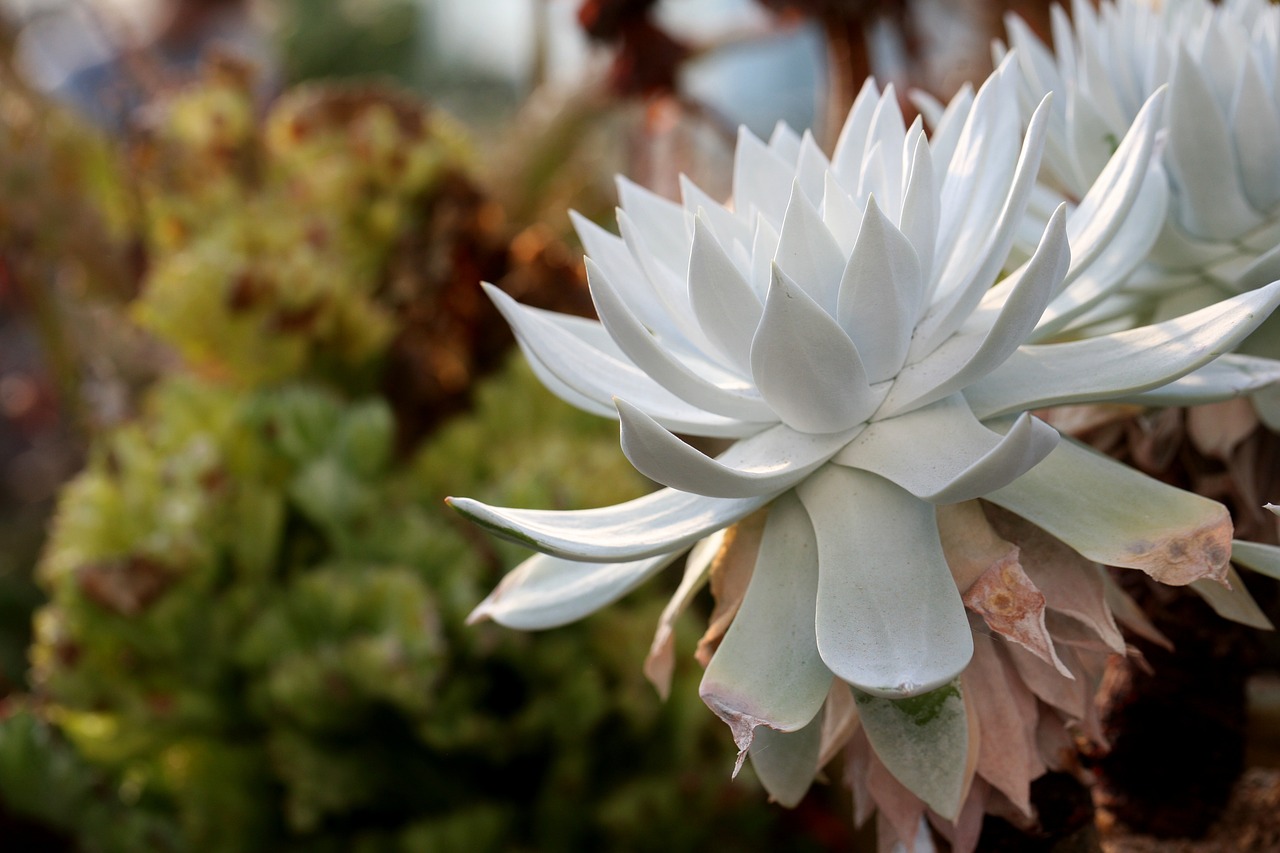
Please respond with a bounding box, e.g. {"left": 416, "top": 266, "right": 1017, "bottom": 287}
{"left": 1231, "top": 537, "right": 1280, "bottom": 580}
{"left": 446, "top": 487, "right": 770, "bottom": 563}
{"left": 966, "top": 281, "right": 1280, "bottom": 419}
{"left": 799, "top": 466, "right": 972, "bottom": 697}
{"left": 833, "top": 396, "right": 1059, "bottom": 504}
{"left": 1190, "top": 565, "right": 1274, "bottom": 630}
{"left": 748, "top": 707, "right": 824, "bottom": 807}
{"left": 986, "top": 436, "right": 1232, "bottom": 586}
{"left": 854, "top": 680, "right": 971, "bottom": 821}
{"left": 694, "top": 512, "right": 767, "bottom": 667}
{"left": 465, "top": 550, "right": 682, "bottom": 630}
{"left": 616, "top": 401, "right": 859, "bottom": 499}
{"left": 700, "top": 494, "right": 833, "bottom": 761}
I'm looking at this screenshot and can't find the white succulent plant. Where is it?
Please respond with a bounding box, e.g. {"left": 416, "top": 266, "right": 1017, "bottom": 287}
{"left": 996, "top": 0, "right": 1280, "bottom": 381}
{"left": 449, "top": 56, "right": 1280, "bottom": 827}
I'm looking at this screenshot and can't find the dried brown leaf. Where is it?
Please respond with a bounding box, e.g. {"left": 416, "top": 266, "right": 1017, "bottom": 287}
{"left": 817, "top": 680, "right": 860, "bottom": 770}
{"left": 966, "top": 631, "right": 1042, "bottom": 817}
{"left": 1187, "top": 397, "right": 1258, "bottom": 460}
{"left": 987, "top": 504, "right": 1126, "bottom": 653}
{"left": 1038, "top": 403, "right": 1144, "bottom": 436}
{"left": 868, "top": 750, "right": 927, "bottom": 852}
{"left": 694, "top": 510, "right": 767, "bottom": 667}
{"left": 938, "top": 499, "right": 1020, "bottom": 592}
{"left": 929, "top": 778, "right": 989, "bottom": 853}
{"left": 942, "top": 502, "right": 1068, "bottom": 674}
{"left": 643, "top": 531, "right": 723, "bottom": 698}
{"left": 1100, "top": 571, "right": 1173, "bottom": 650}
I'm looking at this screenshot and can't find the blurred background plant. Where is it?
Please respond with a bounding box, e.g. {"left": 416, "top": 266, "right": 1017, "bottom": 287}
{"left": 7, "top": 0, "right": 1280, "bottom": 850}
{"left": 0, "top": 28, "right": 853, "bottom": 850}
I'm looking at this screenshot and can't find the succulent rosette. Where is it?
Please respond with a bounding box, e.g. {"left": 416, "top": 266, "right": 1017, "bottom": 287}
{"left": 449, "top": 57, "right": 1280, "bottom": 837}
{"left": 995, "top": 0, "right": 1280, "bottom": 417}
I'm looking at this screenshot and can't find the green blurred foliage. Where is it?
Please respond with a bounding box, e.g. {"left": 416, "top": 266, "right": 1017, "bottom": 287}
{"left": 130, "top": 65, "right": 468, "bottom": 387}
{"left": 0, "top": 66, "right": 822, "bottom": 852}
{"left": 275, "top": 0, "right": 422, "bottom": 87}
{"left": 22, "top": 364, "right": 806, "bottom": 851}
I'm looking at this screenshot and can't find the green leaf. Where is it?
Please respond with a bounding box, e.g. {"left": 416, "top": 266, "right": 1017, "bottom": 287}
{"left": 853, "top": 678, "right": 970, "bottom": 820}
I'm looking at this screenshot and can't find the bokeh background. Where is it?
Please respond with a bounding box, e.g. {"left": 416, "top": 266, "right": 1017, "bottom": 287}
{"left": 8, "top": 2, "right": 1275, "bottom": 851}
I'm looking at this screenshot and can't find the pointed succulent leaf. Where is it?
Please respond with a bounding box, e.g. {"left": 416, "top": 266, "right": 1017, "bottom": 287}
{"left": 830, "top": 78, "right": 881, "bottom": 184}
{"left": 1060, "top": 87, "right": 1167, "bottom": 280}
{"left": 884, "top": 205, "right": 1070, "bottom": 416}
{"left": 1031, "top": 164, "right": 1169, "bottom": 340}
{"left": 835, "top": 197, "right": 924, "bottom": 383}
{"left": 834, "top": 395, "right": 1058, "bottom": 504}
{"left": 588, "top": 259, "right": 773, "bottom": 422}
{"left": 750, "top": 264, "right": 883, "bottom": 434}
{"left": 679, "top": 174, "right": 747, "bottom": 244}
{"left": 854, "top": 679, "right": 971, "bottom": 820}
{"left": 775, "top": 181, "right": 846, "bottom": 314}
{"left": 617, "top": 400, "right": 856, "bottom": 498}
{"left": 1120, "top": 354, "right": 1280, "bottom": 407}
{"left": 687, "top": 214, "right": 762, "bottom": 373}
{"left": 701, "top": 493, "right": 833, "bottom": 765}
{"left": 798, "top": 466, "right": 972, "bottom": 697}
{"left": 467, "top": 549, "right": 684, "bottom": 629}
{"left": 1231, "top": 539, "right": 1280, "bottom": 581}
{"left": 1191, "top": 566, "right": 1273, "bottom": 630}
{"left": 966, "top": 282, "right": 1280, "bottom": 419}
{"left": 916, "top": 91, "right": 1053, "bottom": 353}
{"left": 445, "top": 487, "right": 770, "bottom": 562}
{"left": 734, "top": 127, "right": 794, "bottom": 225}
{"left": 1166, "top": 49, "right": 1263, "bottom": 240}
{"left": 748, "top": 710, "right": 825, "bottom": 807}
{"left": 483, "top": 283, "right": 764, "bottom": 438}
{"left": 1232, "top": 53, "right": 1280, "bottom": 213}
{"left": 616, "top": 175, "right": 692, "bottom": 272}
{"left": 986, "top": 436, "right": 1231, "bottom": 585}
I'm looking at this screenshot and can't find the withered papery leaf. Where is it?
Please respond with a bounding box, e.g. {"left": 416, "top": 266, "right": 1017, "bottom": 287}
{"left": 867, "top": 748, "right": 928, "bottom": 852}
{"left": 1035, "top": 703, "right": 1077, "bottom": 772}
{"left": 965, "top": 631, "right": 1041, "bottom": 818}
{"left": 694, "top": 510, "right": 767, "bottom": 667}
{"left": 937, "top": 500, "right": 1021, "bottom": 592}
{"left": 1100, "top": 571, "right": 1173, "bottom": 649}
{"left": 1002, "top": 640, "right": 1093, "bottom": 733}
{"left": 818, "top": 680, "right": 860, "bottom": 769}
{"left": 986, "top": 505, "right": 1125, "bottom": 653}
{"left": 943, "top": 502, "right": 1066, "bottom": 675}
{"left": 846, "top": 728, "right": 876, "bottom": 828}
{"left": 1187, "top": 397, "right": 1258, "bottom": 460}
{"left": 929, "top": 778, "right": 989, "bottom": 853}
{"left": 644, "top": 530, "right": 724, "bottom": 698}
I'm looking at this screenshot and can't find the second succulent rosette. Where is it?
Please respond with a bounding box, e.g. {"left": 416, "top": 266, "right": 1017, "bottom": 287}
{"left": 450, "top": 56, "right": 1280, "bottom": 847}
